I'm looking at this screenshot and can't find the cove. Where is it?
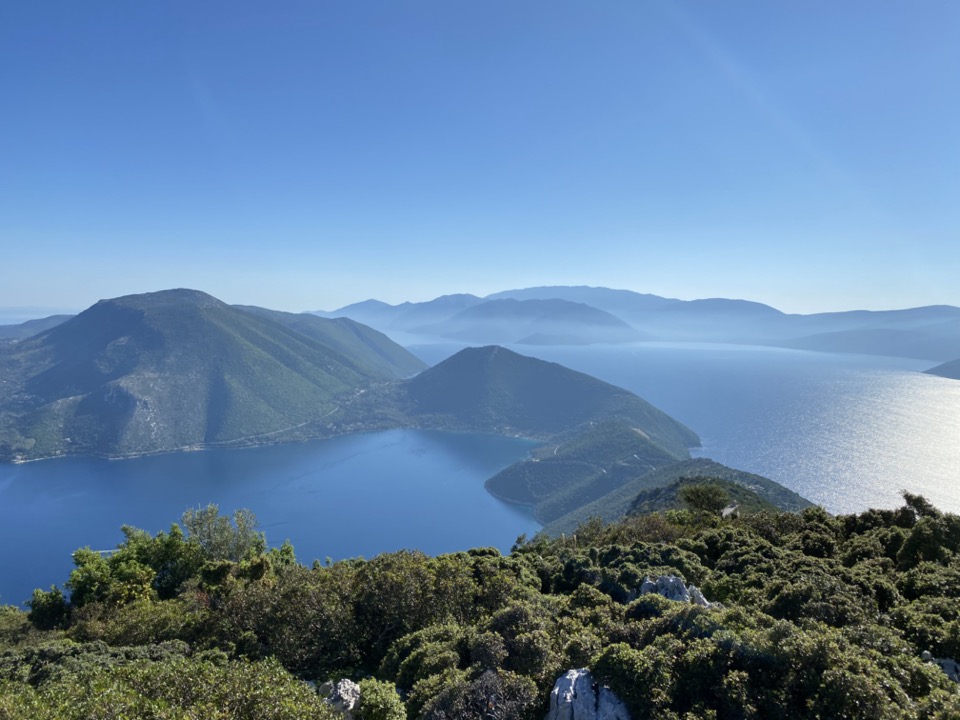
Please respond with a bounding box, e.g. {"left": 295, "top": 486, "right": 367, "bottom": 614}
{"left": 0, "top": 430, "right": 540, "bottom": 607}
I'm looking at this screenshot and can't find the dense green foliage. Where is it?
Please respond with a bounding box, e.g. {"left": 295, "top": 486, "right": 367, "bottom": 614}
{"left": 632, "top": 477, "right": 781, "bottom": 516}
{"left": 5, "top": 498, "right": 960, "bottom": 718}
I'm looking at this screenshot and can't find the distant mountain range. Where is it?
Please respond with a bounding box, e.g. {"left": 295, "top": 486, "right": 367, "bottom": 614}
{"left": 0, "top": 315, "right": 74, "bottom": 341}
{"left": 0, "top": 288, "right": 808, "bottom": 524}
{"left": 7, "top": 286, "right": 960, "bottom": 362}
{"left": 313, "top": 285, "right": 960, "bottom": 361}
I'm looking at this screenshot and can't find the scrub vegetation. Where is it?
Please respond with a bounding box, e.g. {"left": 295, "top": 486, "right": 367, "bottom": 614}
{"left": 4, "top": 493, "right": 960, "bottom": 718}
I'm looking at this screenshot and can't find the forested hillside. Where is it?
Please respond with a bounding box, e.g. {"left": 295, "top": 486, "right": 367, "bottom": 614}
{"left": 4, "top": 494, "right": 960, "bottom": 718}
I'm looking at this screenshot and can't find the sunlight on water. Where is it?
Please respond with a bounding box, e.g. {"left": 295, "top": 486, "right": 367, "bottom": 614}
{"left": 485, "top": 343, "right": 960, "bottom": 516}
{"left": 800, "top": 372, "right": 960, "bottom": 513}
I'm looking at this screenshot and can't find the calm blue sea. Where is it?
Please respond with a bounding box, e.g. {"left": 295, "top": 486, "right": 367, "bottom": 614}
{"left": 3, "top": 341, "right": 960, "bottom": 606}
{"left": 0, "top": 430, "right": 538, "bottom": 606}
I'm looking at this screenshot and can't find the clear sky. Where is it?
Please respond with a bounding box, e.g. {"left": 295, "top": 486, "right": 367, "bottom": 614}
{"left": 2, "top": 1, "right": 958, "bottom": 315}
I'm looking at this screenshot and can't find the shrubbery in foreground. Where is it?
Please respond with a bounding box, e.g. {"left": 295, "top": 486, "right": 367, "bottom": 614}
{"left": 4, "top": 495, "right": 960, "bottom": 718}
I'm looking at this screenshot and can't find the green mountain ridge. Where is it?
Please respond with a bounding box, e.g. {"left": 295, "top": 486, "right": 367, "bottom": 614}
{"left": 401, "top": 346, "right": 696, "bottom": 454}
{"left": 485, "top": 419, "right": 688, "bottom": 523}
{"left": 0, "top": 289, "right": 426, "bottom": 462}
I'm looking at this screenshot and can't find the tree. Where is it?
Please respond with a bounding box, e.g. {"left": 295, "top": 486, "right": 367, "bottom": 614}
{"left": 679, "top": 482, "right": 730, "bottom": 516}
{"left": 181, "top": 505, "right": 265, "bottom": 562}
{"left": 357, "top": 678, "right": 407, "bottom": 720}
{"left": 27, "top": 586, "right": 68, "bottom": 630}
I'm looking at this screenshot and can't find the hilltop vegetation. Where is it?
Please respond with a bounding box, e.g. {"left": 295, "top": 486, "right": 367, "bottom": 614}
{"left": 544, "top": 458, "right": 813, "bottom": 535}
{"left": 5, "top": 496, "right": 960, "bottom": 718}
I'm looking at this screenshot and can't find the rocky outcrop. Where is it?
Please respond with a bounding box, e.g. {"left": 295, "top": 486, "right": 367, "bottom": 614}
{"left": 546, "top": 668, "right": 630, "bottom": 720}
{"left": 639, "top": 574, "right": 716, "bottom": 608}
{"left": 320, "top": 679, "right": 361, "bottom": 719}
{"left": 922, "top": 651, "right": 960, "bottom": 682}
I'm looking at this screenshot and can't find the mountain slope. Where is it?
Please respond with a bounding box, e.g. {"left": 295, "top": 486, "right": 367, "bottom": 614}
{"left": 484, "top": 419, "right": 686, "bottom": 523}
{"left": 0, "top": 289, "right": 423, "bottom": 461}
{"left": 234, "top": 306, "right": 425, "bottom": 378}
{"left": 395, "top": 346, "right": 700, "bottom": 521}
{"left": 926, "top": 358, "right": 960, "bottom": 380}
{"left": 316, "top": 294, "right": 483, "bottom": 333}
{"left": 0, "top": 315, "right": 73, "bottom": 341}
{"left": 485, "top": 285, "right": 679, "bottom": 316}
{"left": 544, "top": 458, "right": 813, "bottom": 534}
{"left": 414, "top": 298, "right": 645, "bottom": 344}
{"left": 403, "top": 345, "right": 698, "bottom": 454}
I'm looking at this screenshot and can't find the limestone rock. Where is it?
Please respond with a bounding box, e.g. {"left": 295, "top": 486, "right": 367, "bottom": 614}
{"left": 320, "top": 679, "right": 361, "bottom": 719}
{"left": 597, "top": 685, "right": 631, "bottom": 720}
{"left": 638, "top": 577, "right": 657, "bottom": 596}
{"left": 640, "top": 574, "right": 689, "bottom": 602}
{"left": 689, "top": 584, "right": 712, "bottom": 608}
{"left": 546, "top": 668, "right": 630, "bottom": 720}
{"left": 638, "top": 574, "right": 719, "bottom": 607}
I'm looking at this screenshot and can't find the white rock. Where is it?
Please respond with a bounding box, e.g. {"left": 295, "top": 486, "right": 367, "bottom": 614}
{"left": 656, "top": 575, "right": 691, "bottom": 603}
{"left": 546, "top": 668, "right": 631, "bottom": 720}
{"left": 639, "top": 576, "right": 657, "bottom": 596}
{"left": 638, "top": 574, "right": 717, "bottom": 607}
{"left": 689, "top": 584, "right": 711, "bottom": 608}
{"left": 323, "top": 679, "right": 361, "bottom": 719}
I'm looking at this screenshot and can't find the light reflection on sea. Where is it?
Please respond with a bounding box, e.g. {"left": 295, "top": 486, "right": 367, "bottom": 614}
{"left": 407, "top": 340, "right": 960, "bottom": 515}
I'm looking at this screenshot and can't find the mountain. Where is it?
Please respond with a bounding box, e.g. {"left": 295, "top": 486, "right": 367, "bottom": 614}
{"left": 318, "top": 294, "right": 644, "bottom": 345}
{"left": 543, "top": 457, "right": 813, "bottom": 535}
{"left": 323, "top": 286, "right": 960, "bottom": 359}
{"left": 378, "top": 345, "right": 702, "bottom": 523}
{"left": 401, "top": 345, "right": 697, "bottom": 452}
{"left": 316, "top": 294, "right": 484, "bottom": 334}
{"left": 483, "top": 287, "right": 960, "bottom": 359}
{"left": 0, "top": 289, "right": 425, "bottom": 461}
{"left": 0, "top": 314, "right": 73, "bottom": 341}
{"left": 782, "top": 318, "right": 960, "bottom": 361}
{"left": 485, "top": 285, "right": 678, "bottom": 315}
{"left": 926, "top": 358, "right": 960, "bottom": 380}
{"left": 413, "top": 298, "right": 645, "bottom": 345}
{"left": 484, "top": 419, "right": 690, "bottom": 524}
{"left": 233, "top": 305, "right": 425, "bottom": 378}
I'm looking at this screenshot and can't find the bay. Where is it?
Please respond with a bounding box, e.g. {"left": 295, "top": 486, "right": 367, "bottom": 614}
{"left": 0, "top": 430, "right": 538, "bottom": 607}
{"left": 5, "top": 340, "right": 960, "bottom": 607}
{"left": 408, "top": 340, "right": 960, "bottom": 517}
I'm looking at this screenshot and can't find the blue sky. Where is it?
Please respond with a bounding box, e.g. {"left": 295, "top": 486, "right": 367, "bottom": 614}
{"left": 2, "top": 1, "right": 958, "bottom": 315}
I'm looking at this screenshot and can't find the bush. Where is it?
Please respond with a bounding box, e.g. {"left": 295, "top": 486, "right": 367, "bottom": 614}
{"left": 357, "top": 678, "right": 406, "bottom": 720}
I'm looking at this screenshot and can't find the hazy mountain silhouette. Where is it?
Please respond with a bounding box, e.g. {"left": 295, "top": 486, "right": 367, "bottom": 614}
{"left": 325, "top": 285, "right": 960, "bottom": 360}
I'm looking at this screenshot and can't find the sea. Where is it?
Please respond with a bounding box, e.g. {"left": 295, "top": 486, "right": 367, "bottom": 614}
{"left": 2, "top": 341, "right": 959, "bottom": 606}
